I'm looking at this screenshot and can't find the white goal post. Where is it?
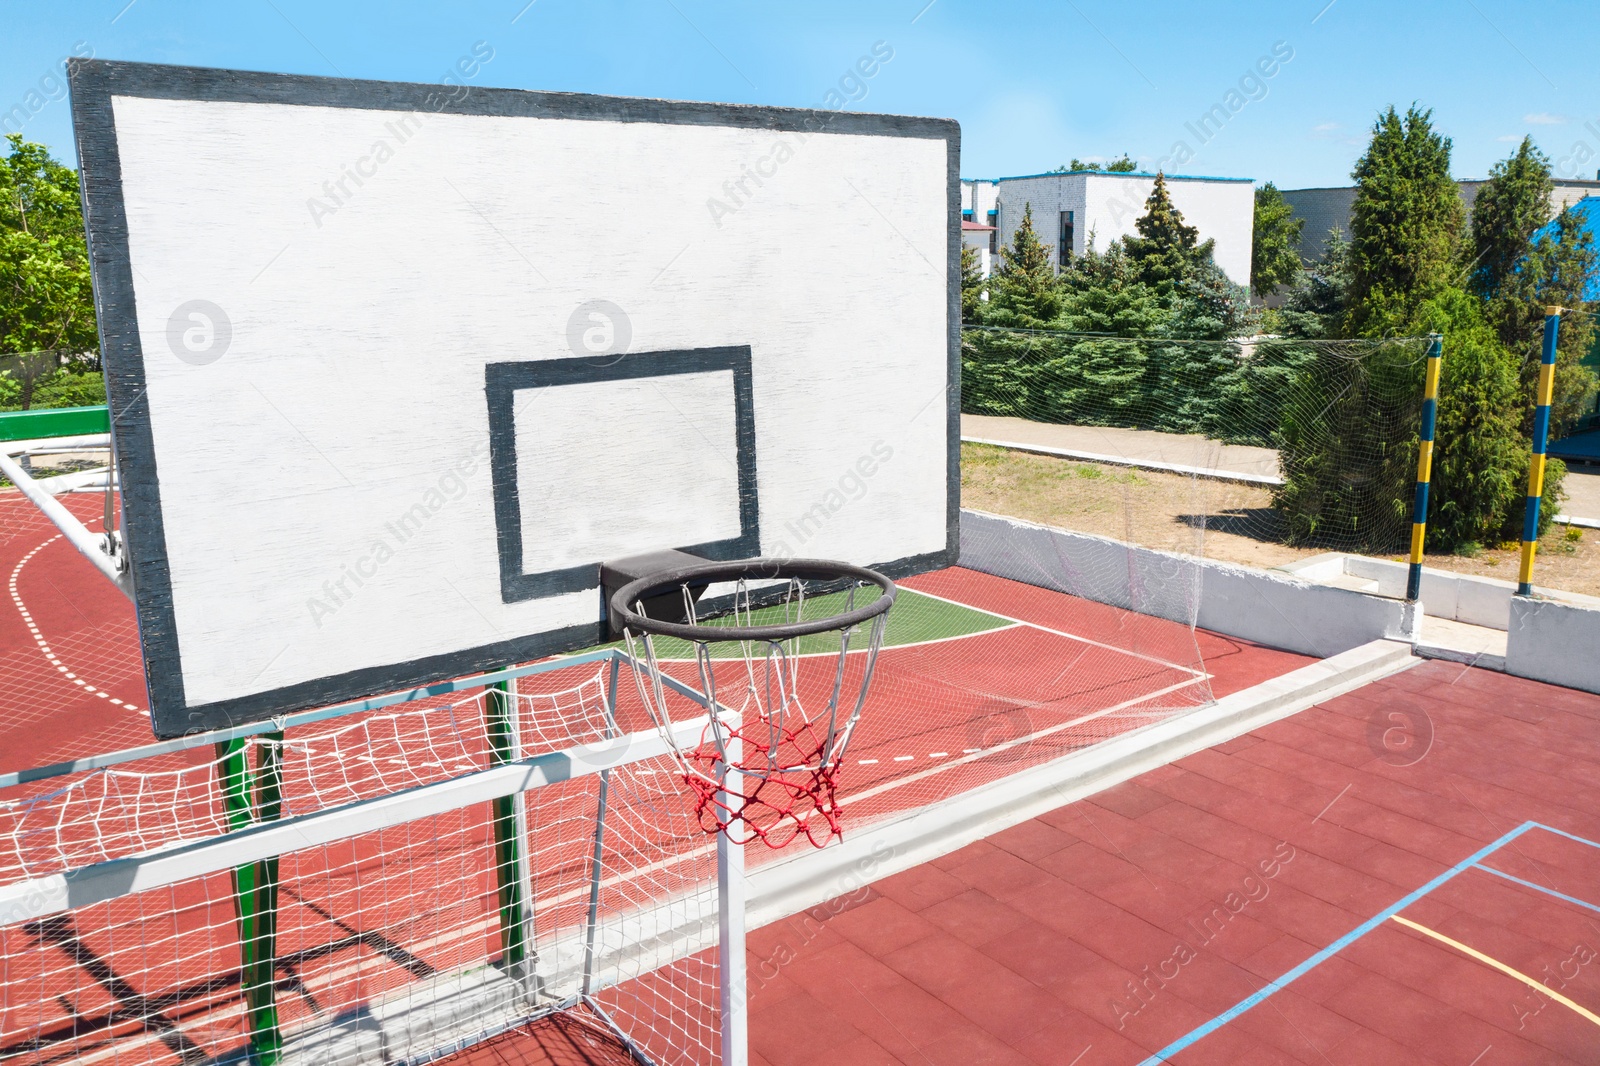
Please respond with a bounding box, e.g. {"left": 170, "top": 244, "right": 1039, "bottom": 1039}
{"left": 0, "top": 652, "right": 747, "bottom": 1066}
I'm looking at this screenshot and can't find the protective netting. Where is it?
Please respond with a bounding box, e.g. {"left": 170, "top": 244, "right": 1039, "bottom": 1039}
{"left": 0, "top": 667, "right": 720, "bottom": 1066}
{"left": 619, "top": 575, "right": 892, "bottom": 849}
{"left": 960, "top": 328, "right": 1431, "bottom": 559}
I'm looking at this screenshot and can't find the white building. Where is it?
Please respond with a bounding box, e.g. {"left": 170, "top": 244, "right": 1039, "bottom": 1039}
{"left": 961, "top": 170, "right": 1256, "bottom": 288}
{"left": 960, "top": 220, "right": 996, "bottom": 277}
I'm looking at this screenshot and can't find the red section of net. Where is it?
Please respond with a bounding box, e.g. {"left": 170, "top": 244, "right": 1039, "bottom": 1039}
{"left": 679, "top": 715, "right": 844, "bottom": 849}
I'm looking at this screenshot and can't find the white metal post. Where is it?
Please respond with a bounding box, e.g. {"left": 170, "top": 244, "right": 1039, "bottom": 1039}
{"left": 716, "top": 736, "right": 748, "bottom": 1066}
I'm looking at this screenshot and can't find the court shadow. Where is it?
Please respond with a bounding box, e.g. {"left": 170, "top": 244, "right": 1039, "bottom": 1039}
{"left": 1175, "top": 507, "right": 1287, "bottom": 542}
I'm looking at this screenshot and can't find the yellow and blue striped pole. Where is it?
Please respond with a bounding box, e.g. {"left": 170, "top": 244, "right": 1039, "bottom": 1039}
{"left": 1517, "top": 308, "right": 1562, "bottom": 596}
{"left": 1406, "top": 333, "right": 1444, "bottom": 602}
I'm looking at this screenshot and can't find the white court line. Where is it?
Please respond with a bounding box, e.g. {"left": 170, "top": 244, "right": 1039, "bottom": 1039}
{"left": 839, "top": 673, "right": 1212, "bottom": 809}
{"left": 9, "top": 531, "right": 144, "bottom": 716}
{"left": 534, "top": 673, "right": 1216, "bottom": 897}
{"left": 906, "top": 583, "right": 1210, "bottom": 678}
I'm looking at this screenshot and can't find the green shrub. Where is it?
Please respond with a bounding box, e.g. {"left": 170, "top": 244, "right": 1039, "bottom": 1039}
{"left": 1270, "top": 341, "right": 1422, "bottom": 550}
{"left": 0, "top": 368, "right": 106, "bottom": 411}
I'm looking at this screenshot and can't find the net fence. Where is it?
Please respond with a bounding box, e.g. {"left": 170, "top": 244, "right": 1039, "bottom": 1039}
{"left": 960, "top": 328, "right": 1431, "bottom": 559}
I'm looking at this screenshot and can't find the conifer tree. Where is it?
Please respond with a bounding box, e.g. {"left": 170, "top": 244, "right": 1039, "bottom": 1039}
{"left": 1344, "top": 106, "right": 1463, "bottom": 335}
{"left": 959, "top": 243, "right": 986, "bottom": 323}
{"left": 1251, "top": 183, "right": 1304, "bottom": 299}
{"left": 1469, "top": 139, "right": 1598, "bottom": 434}
{"left": 986, "top": 203, "right": 1064, "bottom": 328}
{"left": 1470, "top": 137, "right": 1554, "bottom": 302}
{"left": 1123, "top": 174, "right": 1214, "bottom": 292}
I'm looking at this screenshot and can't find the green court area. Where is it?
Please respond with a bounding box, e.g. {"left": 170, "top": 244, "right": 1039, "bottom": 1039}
{"left": 591, "top": 587, "right": 1014, "bottom": 659}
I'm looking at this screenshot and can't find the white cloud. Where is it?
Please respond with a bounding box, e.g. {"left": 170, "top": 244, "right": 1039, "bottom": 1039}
{"left": 1312, "top": 121, "right": 1339, "bottom": 132}
{"left": 1523, "top": 112, "right": 1567, "bottom": 125}
{"left": 1497, "top": 134, "right": 1523, "bottom": 142}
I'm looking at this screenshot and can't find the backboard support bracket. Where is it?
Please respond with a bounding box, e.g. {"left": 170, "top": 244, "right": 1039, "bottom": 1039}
{"left": 0, "top": 435, "right": 132, "bottom": 601}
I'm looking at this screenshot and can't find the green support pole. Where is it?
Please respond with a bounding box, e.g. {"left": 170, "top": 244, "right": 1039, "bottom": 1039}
{"left": 485, "top": 681, "right": 529, "bottom": 971}
{"left": 216, "top": 738, "right": 283, "bottom": 1065}
{"left": 250, "top": 735, "right": 284, "bottom": 1066}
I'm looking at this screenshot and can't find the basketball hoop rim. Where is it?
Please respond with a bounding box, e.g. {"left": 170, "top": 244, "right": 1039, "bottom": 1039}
{"left": 609, "top": 557, "right": 896, "bottom": 643}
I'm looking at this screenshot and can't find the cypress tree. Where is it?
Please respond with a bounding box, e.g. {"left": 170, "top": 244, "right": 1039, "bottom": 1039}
{"left": 1344, "top": 106, "right": 1463, "bottom": 336}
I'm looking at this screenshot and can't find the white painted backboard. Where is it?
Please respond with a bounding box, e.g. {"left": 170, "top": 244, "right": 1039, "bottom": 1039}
{"left": 69, "top": 60, "right": 959, "bottom": 736}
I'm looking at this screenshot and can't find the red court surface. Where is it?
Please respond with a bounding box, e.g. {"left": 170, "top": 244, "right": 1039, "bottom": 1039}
{"left": 735, "top": 661, "right": 1600, "bottom": 1065}
{"left": 0, "top": 491, "right": 1308, "bottom": 782}
{"left": 0, "top": 490, "right": 1318, "bottom": 1066}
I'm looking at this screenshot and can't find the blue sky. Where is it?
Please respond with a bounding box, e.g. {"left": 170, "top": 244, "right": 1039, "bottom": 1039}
{"left": 5, "top": 0, "right": 1599, "bottom": 189}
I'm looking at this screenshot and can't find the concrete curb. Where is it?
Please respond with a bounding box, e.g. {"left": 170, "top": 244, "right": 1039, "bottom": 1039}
{"left": 746, "top": 639, "right": 1416, "bottom": 928}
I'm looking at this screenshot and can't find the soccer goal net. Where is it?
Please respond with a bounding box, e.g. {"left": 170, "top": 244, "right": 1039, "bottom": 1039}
{"left": 0, "top": 656, "right": 730, "bottom": 1066}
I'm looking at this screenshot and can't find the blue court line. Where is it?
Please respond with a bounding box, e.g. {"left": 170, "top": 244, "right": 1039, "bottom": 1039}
{"left": 1475, "top": 865, "right": 1600, "bottom": 915}
{"left": 1135, "top": 821, "right": 1538, "bottom": 1066}
{"left": 1528, "top": 822, "right": 1600, "bottom": 852}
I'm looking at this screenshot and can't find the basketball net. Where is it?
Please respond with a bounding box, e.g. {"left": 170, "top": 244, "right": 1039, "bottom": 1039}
{"left": 616, "top": 564, "right": 893, "bottom": 848}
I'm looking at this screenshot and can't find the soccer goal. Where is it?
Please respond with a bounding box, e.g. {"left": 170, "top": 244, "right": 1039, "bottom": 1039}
{"left": 0, "top": 651, "right": 746, "bottom": 1066}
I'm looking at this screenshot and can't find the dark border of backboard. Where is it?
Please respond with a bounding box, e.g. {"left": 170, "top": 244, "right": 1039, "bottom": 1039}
{"left": 66, "top": 58, "right": 962, "bottom": 737}
{"left": 486, "top": 347, "right": 760, "bottom": 604}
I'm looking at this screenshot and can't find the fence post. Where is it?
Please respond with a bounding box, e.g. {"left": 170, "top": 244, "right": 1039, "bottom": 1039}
{"left": 1517, "top": 309, "right": 1561, "bottom": 597}
{"left": 250, "top": 735, "right": 284, "bottom": 1066}
{"left": 1406, "top": 333, "right": 1444, "bottom": 603}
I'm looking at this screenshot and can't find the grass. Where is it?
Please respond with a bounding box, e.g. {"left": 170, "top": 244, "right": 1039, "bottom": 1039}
{"left": 962, "top": 442, "right": 1145, "bottom": 486}
{"left": 595, "top": 586, "right": 1012, "bottom": 660}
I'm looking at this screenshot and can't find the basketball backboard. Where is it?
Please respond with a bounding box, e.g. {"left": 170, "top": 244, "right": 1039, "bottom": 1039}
{"left": 68, "top": 60, "right": 959, "bottom": 737}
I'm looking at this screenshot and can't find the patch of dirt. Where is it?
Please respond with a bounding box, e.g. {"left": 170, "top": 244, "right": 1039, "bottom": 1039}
{"left": 960, "top": 442, "right": 1600, "bottom": 599}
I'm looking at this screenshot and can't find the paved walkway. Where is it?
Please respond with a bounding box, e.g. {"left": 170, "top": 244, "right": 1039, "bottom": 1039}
{"left": 961, "top": 416, "right": 1281, "bottom": 484}
{"left": 964, "top": 415, "right": 1600, "bottom": 522}
{"left": 1561, "top": 469, "right": 1600, "bottom": 525}
{"left": 745, "top": 661, "right": 1600, "bottom": 1065}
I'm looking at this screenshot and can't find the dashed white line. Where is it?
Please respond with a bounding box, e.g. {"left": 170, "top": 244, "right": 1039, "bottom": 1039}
{"left": 9, "top": 532, "right": 144, "bottom": 716}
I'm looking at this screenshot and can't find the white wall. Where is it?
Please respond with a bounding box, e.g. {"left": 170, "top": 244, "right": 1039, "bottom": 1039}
{"left": 1506, "top": 596, "right": 1600, "bottom": 696}
{"left": 985, "top": 172, "right": 1255, "bottom": 288}
{"left": 961, "top": 510, "right": 1414, "bottom": 659}
{"left": 960, "top": 228, "right": 992, "bottom": 277}
{"left": 962, "top": 179, "right": 999, "bottom": 219}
